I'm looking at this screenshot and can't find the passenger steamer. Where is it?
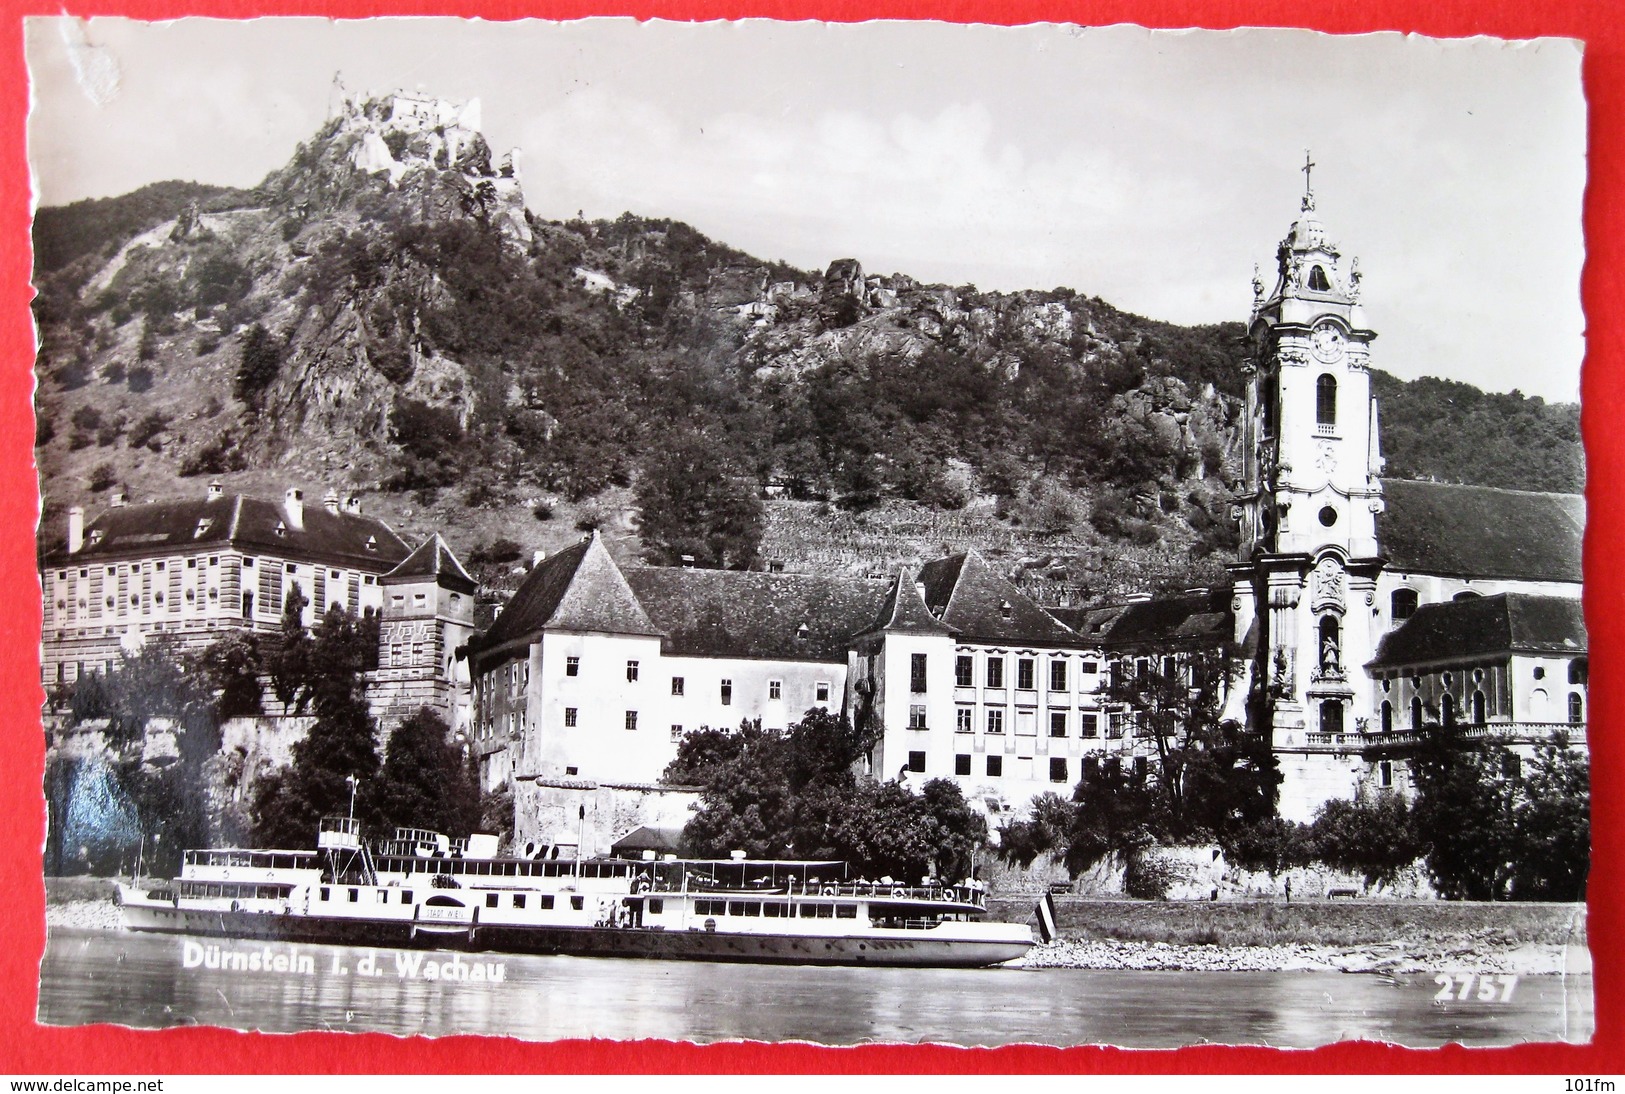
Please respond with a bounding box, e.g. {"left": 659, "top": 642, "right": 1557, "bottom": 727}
{"left": 116, "top": 818, "right": 1035, "bottom": 968}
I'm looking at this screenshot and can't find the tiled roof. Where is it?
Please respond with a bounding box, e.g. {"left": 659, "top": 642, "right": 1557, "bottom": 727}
{"left": 385, "top": 534, "right": 476, "bottom": 593}
{"left": 45, "top": 495, "right": 409, "bottom": 569}
{"left": 625, "top": 567, "right": 886, "bottom": 663}
{"left": 474, "top": 534, "right": 661, "bottom": 652}
{"left": 1047, "top": 605, "right": 1122, "bottom": 641}
{"left": 855, "top": 569, "right": 955, "bottom": 638}
{"left": 917, "top": 551, "right": 1088, "bottom": 648}
{"left": 1076, "top": 590, "right": 1235, "bottom": 651}
{"left": 1378, "top": 479, "right": 1584, "bottom": 582}
{"left": 1369, "top": 593, "right": 1587, "bottom": 669}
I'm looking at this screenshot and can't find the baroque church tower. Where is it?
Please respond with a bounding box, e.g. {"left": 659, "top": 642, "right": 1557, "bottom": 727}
{"left": 1231, "top": 158, "right": 1387, "bottom": 752}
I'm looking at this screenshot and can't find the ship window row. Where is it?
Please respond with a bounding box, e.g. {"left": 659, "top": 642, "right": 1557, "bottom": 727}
{"left": 692, "top": 899, "right": 857, "bottom": 919}
{"left": 179, "top": 882, "right": 293, "bottom": 899}
{"left": 186, "top": 850, "right": 316, "bottom": 869}
{"left": 382, "top": 858, "right": 635, "bottom": 879}
{"left": 485, "top": 892, "right": 556, "bottom": 910}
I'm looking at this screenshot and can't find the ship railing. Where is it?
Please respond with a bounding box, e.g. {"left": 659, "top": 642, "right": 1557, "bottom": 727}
{"left": 648, "top": 876, "right": 984, "bottom": 906}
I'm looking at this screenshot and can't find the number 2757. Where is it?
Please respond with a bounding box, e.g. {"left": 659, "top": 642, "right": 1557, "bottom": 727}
{"left": 1433, "top": 973, "right": 1517, "bottom": 1002}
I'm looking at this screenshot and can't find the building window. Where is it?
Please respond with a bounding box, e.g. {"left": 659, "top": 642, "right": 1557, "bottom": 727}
{"left": 1017, "top": 658, "right": 1035, "bottom": 691}
{"left": 955, "top": 708, "right": 973, "bottom": 733}
{"left": 769, "top": 680, "right": 781, "bottom": 700}
{"left": 1569, "top": 692, "right": 1584, "bottom": 724}
{"left": 1049, "top": 758, "right": 1068, "bottom": 783}
{"left": 1392, "top": 588, "right": 1419, "bottom": 621}
{"left": 1379, "top": 760, "right": 1393, "bottom": 788}
{"left": 1049, "top": 660, "right": 1067, "bottom": 691}
{"left": 670, "top": 677, "right": 685, "bottom": 696}
{"left": 986, "top": 755, "right": 1002, "bottom": 777}
{"left": 1380, "top": 701, "right": 1393, "bottom": 734}
{"left": 986, "top": 710, "right": 1004, "bottom": 735}
{"left": 564, "top": 708, "right": 577, "bottom": 727}
{"left": 1049, "top": 711, "right": 1067, "bottom": 737}
{"left": 670, "top": 725, "right": 684, "bottom": 742}
{"left": 955, "top": 655, "right": 973, "bottom": 687}
{"left": 1319, "top": 700, "right": 1343, "bottom": 735}
{"left": 1534, "top": 666, "right": 1546, "bottom": 680}
{"left": 907, "top": 704, "right": 927, "bottom": 730}
{"left": 1503, "top": 753, "right": 1522, "bottom": 779}
{"left": 1080, "top": 660, "right": 1099, "bottom": 675}
{"left": 1441, "top": 694, "right": 1456, "bottom": 729}
{"left": 1569, "top": 658, "right": 1588, "bottom": 685}
{"left": 986, "top": 657, "right": 1004, "bottom": 689}
{"left": 1411, "top": 696, "right": 1423, "bottom": 730}
{"left": 1316, "top": 373, "right": 1337, "bottom": 426}
{"left": 910, "top": 653, "right": 928, "bottom": 693}
{"left": 1108, "top": 713, "right": 1126, "bottom": 739}
{"left": 720, "top": 680, "right": 733, "bottom": 706}
{"left": 566, "top": 656, "right": 580, "bottom": 677}
{"left": 626, "top": 660, "right": 639, "bottom": 682}
{"left": 1080, "top": 713, "right": 1099, "bottom": 738}
{"left": 625, "top": 711, "right": 639, "bottom": 731}
{"left": 1472, "top": 690, "right": 1487, "bottom": 724}
{"left": 907, "top": 751, "right": 926, "bottom": 773}
{"left": 955, "top": 754, "right": 971, "bottom": 776}
{"left": 816, "top": 682, "right": 830, "bottom": 703}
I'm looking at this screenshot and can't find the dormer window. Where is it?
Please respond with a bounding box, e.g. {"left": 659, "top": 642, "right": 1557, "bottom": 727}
{"left": 88, "top": 531, "right": 104, "bottom": 547}
{"left": 1000, "top": 600, "right": 1014, "bottom": 620}
{"left": 274, "top": 521, "right": 287, "bottom": 537}
{"left": 797, "top": 623, "right": 810, "bottom": 640}
{"left": 365, "top": 536, "right": 378, "bottom": 551}
{"left": 1308, "top": 265, "right": 1331, "bottom": 291}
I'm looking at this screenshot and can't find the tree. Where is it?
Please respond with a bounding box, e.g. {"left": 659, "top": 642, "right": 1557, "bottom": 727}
{"left": 1099, "top": 645, "right": 1277, "bottom": 844}
{"left": 373, "top": 707, "right": 479, "bottom": 838}
{"left": 198, "top": 631, "right": 264, "bottom": 718}
{"left": 635, "top": 427, "right": 764, "bottom": 569}
{"left": 1509, "top": 734, "right": 1589, "bottom": 900}
{"left": 1307, "top": 791, "right": 1423, "bottom": 886}
{"left": 250, "top": 606, "right": 383, "bottom": 848}
{"left": 664, "top": 711, "right": 986, "bottom": 880}
{"left": 267, "top": 583, "right": 313, "bottom": 713}
{"left": 1408, "top": 730, "right": 1521, "bottom": 900}
{"left": 234, "top": 322, "right": 282, "bottom": 407}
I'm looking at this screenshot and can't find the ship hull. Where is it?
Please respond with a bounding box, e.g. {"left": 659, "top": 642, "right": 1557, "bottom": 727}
{"left": 117, "top": 900, "right": 1031, "bottom": 968}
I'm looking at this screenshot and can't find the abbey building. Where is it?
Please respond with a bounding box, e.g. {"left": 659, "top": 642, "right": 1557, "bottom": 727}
{"left": 1226, "top": 178, "right": 1586, "bottom": 819}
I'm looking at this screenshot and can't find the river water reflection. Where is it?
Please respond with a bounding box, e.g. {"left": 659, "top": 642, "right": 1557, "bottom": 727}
{"left": 39, "top": 929, "right": 1592, "bottom": 1048}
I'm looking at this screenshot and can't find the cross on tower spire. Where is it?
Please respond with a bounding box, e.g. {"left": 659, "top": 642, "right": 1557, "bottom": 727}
{"left": 1301, "top": 149, "right": 1316, "bottom": 211}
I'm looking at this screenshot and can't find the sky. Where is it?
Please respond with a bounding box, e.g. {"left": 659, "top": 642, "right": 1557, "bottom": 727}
{"left": 24, "top": 18, "right": 1587, "bottom": 401}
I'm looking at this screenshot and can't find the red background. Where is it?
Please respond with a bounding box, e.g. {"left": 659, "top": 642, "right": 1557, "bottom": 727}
{"left": 0, "top": 0, "right": 1617, "bottom": 1074}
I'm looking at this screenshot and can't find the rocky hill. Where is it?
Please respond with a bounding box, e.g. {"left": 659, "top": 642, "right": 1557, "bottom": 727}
{"left": 30, "top": 86, "right": 1582, "bottom": 602}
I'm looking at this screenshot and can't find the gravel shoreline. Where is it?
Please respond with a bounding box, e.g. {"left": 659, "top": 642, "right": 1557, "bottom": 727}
{"left": 46, "top": 898, "right": 1589, "bottom": 975}
{"left": 1012, "top": 937, "right": 1587, "bottom": 975}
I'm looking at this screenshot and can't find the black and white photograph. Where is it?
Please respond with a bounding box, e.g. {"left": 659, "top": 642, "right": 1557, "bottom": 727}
{"left": 27, "top": 17, "right": 1590, "bottom": 1048}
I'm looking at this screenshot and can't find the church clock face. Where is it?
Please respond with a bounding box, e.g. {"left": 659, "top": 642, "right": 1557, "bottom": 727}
{"left": 1310, "top": 321, "right": 1346, "bottom": 363}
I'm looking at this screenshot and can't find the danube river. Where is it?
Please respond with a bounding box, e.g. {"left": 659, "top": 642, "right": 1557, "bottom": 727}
{"left": 39, "top": 928, "right": 1592, "bottom": 1048}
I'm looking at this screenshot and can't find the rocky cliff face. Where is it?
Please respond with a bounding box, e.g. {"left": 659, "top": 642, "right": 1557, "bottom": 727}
{"left": 32, "top": 86, "right": 1256, "bottom": 596}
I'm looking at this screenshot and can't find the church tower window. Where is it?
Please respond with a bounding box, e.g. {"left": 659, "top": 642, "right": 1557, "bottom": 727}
{"left": 1569, "top": 692, "right": 1585, "bottom": 724}
{"left": 1308, "top": 265, "right": 1331, "bottom": 291}
{"left": 1319, "top": 700, "right": 1343, "bottom": 734}
{"left": 1316, "top": 374, "right": 1337, "bottom": 426}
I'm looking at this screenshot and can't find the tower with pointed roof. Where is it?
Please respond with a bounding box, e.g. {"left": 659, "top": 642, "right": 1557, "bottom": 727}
{"left": 1230, "top": 163, "right": 1387, "bottom": 798}
{"left": 374, "top": 533, "right": 477, "bottom": 731}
